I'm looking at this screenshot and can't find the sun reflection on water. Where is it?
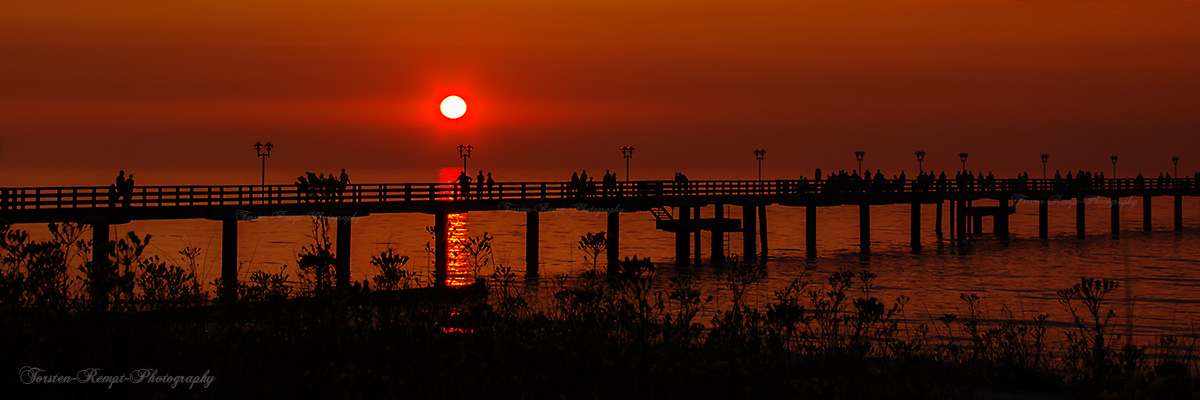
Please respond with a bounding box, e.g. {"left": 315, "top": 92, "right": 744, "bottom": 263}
{"left": 438, "top": 168, "right": 472, "bottom": 287}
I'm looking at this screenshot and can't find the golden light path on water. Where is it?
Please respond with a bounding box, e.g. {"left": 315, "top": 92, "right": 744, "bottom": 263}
{"left": 438, "top": 168, "right": 472, "bottom": 287}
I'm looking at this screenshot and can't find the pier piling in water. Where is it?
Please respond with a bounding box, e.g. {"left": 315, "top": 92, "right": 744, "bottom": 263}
{"left": 712, "top": 204, "right": 725, "bottom": 264}
{"left": 221, "top": 219, "right": 237, "bottom": 302}
{"left": 1144, "top": 195, "right": 1153, "bottom": 232}
{"left": 677, "top": 206, "right": 691, "bottom": 267}
{"left": 995, "top": 199, "right": 1009, "bottom": 243}
{"left": 526, "top": 211, "right": 539, "bottom": 275}
{"left": 805, "top": 205, "right": 817, "bottom": 258}
{"left": 935, "top": 201, "right": 943, "bottom": 238}
{"left": 1039, "top": 199, "right": 1049, "bottom": 239}
{"left": 742, "top": 205, "right": 756, "bottom": 262}
{"left": 1111, "top": 196, "right": 1121, "bottom": 237}
{"left": 911, "top": 202, "right": 921, "bottom": 250}
{"left": 435, "top": 212, "right": 448, "bottom": 286}
{"left": 694, "top": 207, "right": 702, "bottom": 264}
{"left": 859, "top": 202, "right": 870, "bottom": 254}
{"left": 607, "top": 211, "right": 619, "bottom": 271}
{"left": 1076, "top": 196, "right": 1086, "bottom": 239}
{"left": 1175, "top": 195, "right": 1184, "bottom": 231}
{"left": 758, "top": 205, "right": 768, "bottom": 259}
{"left": 337, "top": 217, "right": 351, "bottom": 289}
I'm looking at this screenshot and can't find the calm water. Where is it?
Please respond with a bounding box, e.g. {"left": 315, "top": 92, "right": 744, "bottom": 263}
{"left": 14, "top": 178, "right": 1200, "bottom": 341}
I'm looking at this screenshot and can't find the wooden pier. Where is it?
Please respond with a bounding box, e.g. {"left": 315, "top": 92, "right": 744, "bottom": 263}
{"left": 2, "top": 177, "right": 1197, "bottom": 304}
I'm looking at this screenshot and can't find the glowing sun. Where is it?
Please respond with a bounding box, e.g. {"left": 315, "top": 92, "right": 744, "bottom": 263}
{"left": 440, "top": 96, "right": 467, "bottom": 119}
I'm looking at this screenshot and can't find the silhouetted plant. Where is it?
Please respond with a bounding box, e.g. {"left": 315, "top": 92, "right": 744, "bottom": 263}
{"left": 370, "top": 249, "right": 416, "bottom": 290}
{"left": 296, "top": 217, "right": 336, "bottom": 293}
{"left": 0, "top": 223, "right": 80, "bottom": 309}
{"left": 240, "top": 266, "right": 292, "bottom": 301}
{"left": 135, "top": 254, "right": 205, "bottom": 309}
{"left": 1058, "top": 277, "right": 1133, "bottom": 390}
{"left": 456, "top": 232, "right": 493, "bottom": 281}
{"left": 576, "top": 231, "right": 606, "bottom": 273}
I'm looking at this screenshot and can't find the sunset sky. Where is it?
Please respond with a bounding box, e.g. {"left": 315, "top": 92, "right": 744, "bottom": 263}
{"left": 2, "top": 0, "right": 1198, "bottom": 186}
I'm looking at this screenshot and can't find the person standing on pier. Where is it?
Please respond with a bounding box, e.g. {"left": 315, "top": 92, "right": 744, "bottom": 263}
{"left": 486, "top": 173, "right": 495, "bottom": 199}
{"left": 457, "top": 171, "right": 472, "bottom": 200}
{"left": 338, "top": 169, "right": 350, "bottom": 201}
{"left": 122, "top": 173, "right": 135, "bottom": 207}
{"left": 476, "top": 171, "right": 485, "bottom": 200}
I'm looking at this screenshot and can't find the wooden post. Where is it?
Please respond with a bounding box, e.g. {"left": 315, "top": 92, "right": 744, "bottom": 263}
{"left": 336, "top": 217, "right": 352, "bottom": 289}
{"left": 1111, "top": 196, "right": 1120, "bottom": 237}
{"left": 972, "top": 201, "right": 983, "bottom": 237}
{"left": 221, "top": 219, "right": 238, "bottom": 302}
{"left": 711, "top": 204, "right": 724, "bottom": 264}
{"left": 607, "top": 212, "right": 619, "bottom": 271}
{"left": 1039, "top": 199, "right": 1048, "bottom": 239}
{"left": 1076, "top": 196, "right": 1086, "bottom": 239}
{"left": 526, "top": 211, "right": 539, "bottom": 275}
{"left": 995, "top": 199, "right": 1009, "bottom": 243}
{"left": 742, "top": 205, "right": 756, "bottom": 262}
{"left": 758, "top": 205, "right": 768, "bottom": 258}
{"left": 806, "top": 205, "right": 817, "bottom": 258}
{"left": 935, "top": 200, "right": 943, "bottom": 238}
{"left": 694, "top": 207, "right": 702, "bottom": 264}
{"left": 859, "top": 202, "right": 870, "bottom": 254}
{"left": 91, "top": 223, "right": 111, "bottom": 310}
{"left": 1175, "top": 195, "right": 1184, "bottom": 231}
{"left": 911, "top": 202, "right": 921, "bottom": 250}
{"left": 435, "top": 212, "right": 448, "bottom": 287}
{"left": 1143, "top": 195, "right": 1152, "bottom": 232}
{"left": 956, "top": 200, "right": 967, "bottom": 241}
{"left": 677, "top": 206, "right": 691, "bottom": 267}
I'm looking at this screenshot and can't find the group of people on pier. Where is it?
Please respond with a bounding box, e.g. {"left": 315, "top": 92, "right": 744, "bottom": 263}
{"left": 456, "top": 170, "right": 496, "bottom": 200}
{"left": 295, "top": 169, "right": 351, "bottom": 202}
{"left": 108, "top": 170, "right": 136, "bottom": 207}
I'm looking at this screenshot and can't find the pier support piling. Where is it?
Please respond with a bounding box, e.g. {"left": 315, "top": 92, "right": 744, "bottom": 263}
{"left": 1111, "top": 196, "right": 1121, "bottom": 237}
{"left": 911, "top": 202, "right": 921, "bottom": 250}
{"left": 91, "top": 223, "right": 111, "bottom": 309}
{"left": 336, "top": 217, "right": 351, "bottom": 289}
{"left": 935, "top": 201, "right": 943, "bottom": 238}
{"left": 972, "top": 202, "right": 983, "bottom": 237}
{"left": 742, "top": 205, "right": 756, "bottom": 262}
{"left": 956, "top": 200, "right": 967, "bottom": 241}
{"left": 435, "top": 212, "right": 448, "bottom": 286}
{"left": 1144, "top": 195, "right": 1153, "bottom": 232}
{"left": 1039, "top": 199, "right": 1049, "bottom": 239}
{"left": 995, "top": 199, "right": 1009, "bottom": 243}
{"left": 759, "top": 205, "right": 768, "bottom": 258}
{"left": 221, "top": 219, "right": 237, "bottom": 302}
{"left": 1175, "top": 195, "right": 1184, "bottom": 231}
{"left": 526, "top": 212, "right": 539, "bottom": 275}
{"left": 677, "top": 207, "right": 691, "bottom": 267}
{"left": 694, "top": 207, "right": 702, "bottom": 264}
{"left": 859, "top": 202, "right": 871, "bottom": 254}
{"left": 805, "top": 205, "right": 817, "bottom": 258}
{"left": 1076, "top": 196, "right": 1086, "bottom": 239}
{"left": 608, "top": 212, "right": 620, "bottom": 271}
{"left": 712, "top": 204, "right": 725, "bottom": 264}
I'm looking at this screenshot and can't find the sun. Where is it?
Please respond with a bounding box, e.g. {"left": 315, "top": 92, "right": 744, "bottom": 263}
{"left": 440, "top": 95, "right": 467, "bottom": 119}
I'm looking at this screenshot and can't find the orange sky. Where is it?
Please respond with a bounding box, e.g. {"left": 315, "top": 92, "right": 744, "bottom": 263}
{"left": 2, "top": 0, "right": 1199, "bottom": 186}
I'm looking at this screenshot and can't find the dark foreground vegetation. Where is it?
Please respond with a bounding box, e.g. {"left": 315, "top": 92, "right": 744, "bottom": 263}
{"left": 2, "top": 222, "right": 1199, "bottom": 399}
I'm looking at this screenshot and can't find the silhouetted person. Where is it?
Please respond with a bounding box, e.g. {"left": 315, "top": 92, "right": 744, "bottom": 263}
{"left": 122, "top": 173, "right": 135, "bottom": 207}
{"left": 115, "top": 170, "right": 126, "bottom": 189}
{"left": 570, "top": 172, "right": 580, "bottom": 197}
{"left": 486, "top": 173, "right": 495, "bottom": 199}
{"left": 107, "top": 184, "right": 118, "bottom": 207}
{"left": 457, "top": 171, "right": 471, "bottom": 200}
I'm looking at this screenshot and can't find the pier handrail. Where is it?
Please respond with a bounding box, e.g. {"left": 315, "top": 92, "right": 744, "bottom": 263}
{"left": 0, "top": 177, "right": 1195, "bottom": 211}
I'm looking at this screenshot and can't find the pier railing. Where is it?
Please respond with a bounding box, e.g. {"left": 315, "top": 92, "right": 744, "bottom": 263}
{"left": 0, "top": 177, "right": 1195, "bottom": 211}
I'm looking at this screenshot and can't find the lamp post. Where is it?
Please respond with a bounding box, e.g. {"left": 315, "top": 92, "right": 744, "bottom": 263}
{"left": 754, "top": 149, "right": 765, "bottom": 181}
{"left": 1041, "top": 154, "right": 1049, "bottom": 179}
{"left": 915, "top": 150, "right": 926, "bottom": 174}
{"left": 1110, "top": 155, "right": 1118, "bottom": 178}
{"left": 254, "top": 141, "right": 273, "bottom": 186}
{"left": 855, "top": 150, "right": 865, "bottom": 173}
{"left": 1173, "top": 156, "right": 1179, "bottom": 177}
{"left": 959, "top": 152, "right": 969, "bottom": 173}
{"left": 621, "top": 146, "right": 635, "bottom": 182}
{"left": 457, "top": 144, "right": 473, "bottom": 175}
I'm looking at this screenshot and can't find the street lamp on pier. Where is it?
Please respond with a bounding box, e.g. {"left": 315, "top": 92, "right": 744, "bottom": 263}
{"left": 1041, "top": 154, "right": 1049, "bottom": 179}
{"left": 621, "top": 146, "right": 635, "bottom": 182}
{"left": 457, "top": 144, "right": 473, "bottom": 174}
{"left": 253, "top": 142, "right": 273, "bottom": 186}
{"left": 959, "top": 152, "right": 969, "bottom": 173}
{"left": 754, "top": 149, "right": 765, "bottom": 181}
{"left": 854, "top": 150, "right": 865, "bottom": 173}
{"left": 1173, "top": 156, "right": 1179, "bottom": 177}
{"left": 915, "top": 151, "right": 926, "bottom": 174}
{"left": 1110, "top": 155, "right": 1118, "bottom": 178}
